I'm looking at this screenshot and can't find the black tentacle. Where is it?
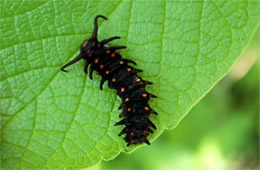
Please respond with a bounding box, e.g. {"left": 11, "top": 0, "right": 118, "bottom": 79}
{"left": 101, "top": 36, "right": 121, "bottom": 44}
{"left": 92, "top": 15, "right": 107, "bottom": 38}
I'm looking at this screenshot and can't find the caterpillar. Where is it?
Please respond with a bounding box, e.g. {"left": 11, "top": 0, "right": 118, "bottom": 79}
{"left": 61, "top": 15, "right": 157, "bottom": 146}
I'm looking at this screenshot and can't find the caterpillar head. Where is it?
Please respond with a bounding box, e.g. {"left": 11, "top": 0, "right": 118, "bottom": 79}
{"left": 61, "top": 15, "right": 107, "bottom": 72}
{"left": 80, "top": 15, "right": 107, "bottom": 54}
{"left": 80, "top": 38, "right": 98, "bottom": 54}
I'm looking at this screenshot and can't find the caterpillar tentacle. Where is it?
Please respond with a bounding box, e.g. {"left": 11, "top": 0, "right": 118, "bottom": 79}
{"left": 61, "top": 15, "right": 157, "bottom": 146}
{"left": 101, "top": 36, "right": 121, "bottom": 44}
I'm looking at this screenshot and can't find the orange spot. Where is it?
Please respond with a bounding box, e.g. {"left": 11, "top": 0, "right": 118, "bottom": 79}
{"left": 121, "top": 87, "right": 125, "bottom": 93}
{"left": 127, "top": 107, "right": 131, "bottom": 112}
{"left": 144, "top": 106, "right": 149, "bottom": 111}
{"left": 136, "top": 78, "right": 141, "bottom": 82}
{"left": 105, "top": 71, "right": 110, "bottom": 74}
{"left": 127, "top": 68, "right": 131, "bottom": 72}
{"left": 111, "top": 53, "right": 116, "bottom": 58}
{"left": 142, "top": 93, "right": 148, "bottom": 97}
{"left": 125, "top": 98, "right": 129, "bottom": 102}
{"left": 112, "top": 78, "right": 116, "bottom": 82}
{"left": 99, "top": 65, "right": 104, "bottom": 69}
{"left": 119, "top": 61, "right": 124, "bottom": 65}
{"left": 94, "top": 59, "right": 99, "bottom": 64}
{"left": 106, "top": 50, "right": 110, "bottom": 54}
{"left": 83, "top": 41, "right": 88, "bottom": 47}
{"left": 130, "top": 132, "right": 134, "bottom": 137}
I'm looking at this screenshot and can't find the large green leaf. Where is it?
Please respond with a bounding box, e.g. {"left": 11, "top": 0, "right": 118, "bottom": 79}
{"left": 1, "top": 0, "right": 259, "bottom": 169}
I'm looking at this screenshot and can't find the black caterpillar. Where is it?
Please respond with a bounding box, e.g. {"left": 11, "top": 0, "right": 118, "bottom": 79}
{"left": 61, "top": 15, "right": 157, "bottom": 146}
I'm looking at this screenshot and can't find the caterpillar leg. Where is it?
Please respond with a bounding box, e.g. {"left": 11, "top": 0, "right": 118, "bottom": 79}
{"left": 89, "top": 65, "right": 94, "bottom": 79}
{"left": 84, "top": 60, "right": 89, "bottom": 74}
{"left": 99, "top": 77, "right": 106, "bottom": 90}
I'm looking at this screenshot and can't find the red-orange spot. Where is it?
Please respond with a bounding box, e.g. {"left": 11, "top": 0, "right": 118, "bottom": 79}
{"left": 106, "top": 50, "right": 110, "bottom": 54}
{"left": 111, "top": 53, "right": 116, "bottom": 58}
{"left": 94, "top": 59, "right": 99, "bottom": 64}
{"left": 125, "top": 98, "right": 129, "bottom": 102}
{"left": 127, "top": 68, "right": 131, "bottom": 72}
{"left": 136, "top": 78, "right": 141, "bottom": 82}
{"left": 119, "top": 61, "right": 124, "bottom": 65}
{"left": 130, "top": 132, "right": 134, "bottom": 137}
{"left": 83, "top": 41, "right": 88, "bottom": 47}
{"left": 144, "top": 106, "right": 149, "bottom": 111}
{"left": 99, "top": 65, "right": 104, "bottom": 69}
{"left": 127, "top": 107, "right": 131, "bottom": 112}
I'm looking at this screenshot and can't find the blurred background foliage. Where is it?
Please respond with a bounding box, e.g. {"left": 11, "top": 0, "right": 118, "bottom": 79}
{"left": 92, "top": 28, "right": 259, "bottom": 170}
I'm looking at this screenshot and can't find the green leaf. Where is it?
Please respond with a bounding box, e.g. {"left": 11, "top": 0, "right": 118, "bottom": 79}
{"left": 1, "top": 0, "right": 259, "bottom": 169}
